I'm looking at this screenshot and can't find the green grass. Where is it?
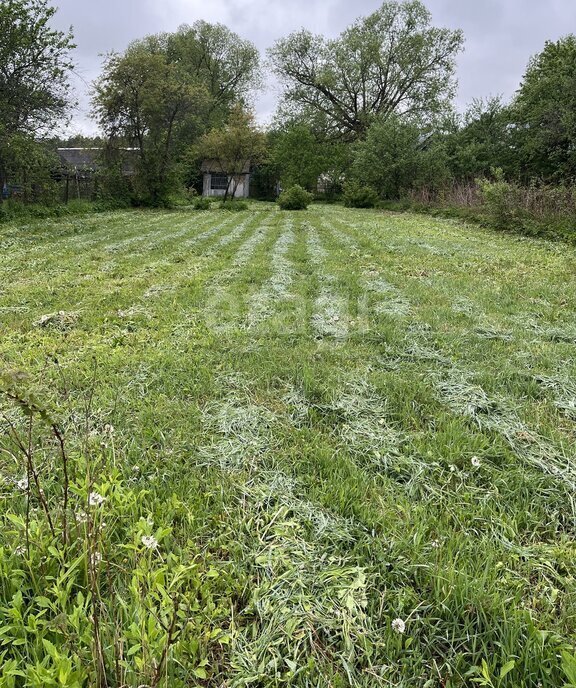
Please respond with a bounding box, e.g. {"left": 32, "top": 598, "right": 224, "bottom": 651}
{"left": 1, "top": 203, "right": 575, "bottom": 687}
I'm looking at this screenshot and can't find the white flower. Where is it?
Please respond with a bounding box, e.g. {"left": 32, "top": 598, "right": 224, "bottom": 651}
{"left": 141, "top": 535, "right": 158, "bottom": 549}
{"left": 77, "top": 509, "right": 88, "bottom": 523}
{"left": 103, "top": 424, "right": 115, "bottom": 435}
{"left": 431, "top": 539, "right": 440, "bottom": 549}
{"left": 16, "top": 477, "right": 29, "bottom": 491}
{"left": 471, "top": 456, "right": 481, "bottom": 468}
{"left": 449, "top": 464, "right": 456, "bottom": 473}
{"left": 132, "top": 465, "right": 140, "bottom": 472}
{"left": 89, "top": 492, "right": 106, "bottom": 507}
{"left": 391, "top": 618, "right": 406, "bottom": 634}
{"left": 15, "top": 545, "right": 26, "bottom": 556}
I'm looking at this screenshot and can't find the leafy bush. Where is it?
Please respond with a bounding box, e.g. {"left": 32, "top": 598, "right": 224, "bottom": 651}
{"left": 277, "top": 185, "right": 313, "bottom": 210}
{"left": 219, "top": 199, "right": 249, "bottom": 211}
{"left": 478, "top": 174, "right": 528, "bottom": 231}
{"left": 343, "top": 182, "right": 379, "bottom": 208}
{"left": 192, "top": 196, "right": 212, "bottom": 210}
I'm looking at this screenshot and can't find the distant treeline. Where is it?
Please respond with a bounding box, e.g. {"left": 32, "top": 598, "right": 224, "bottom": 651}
{"left": 2, "top": 0, "right": 576, "bottom": 240}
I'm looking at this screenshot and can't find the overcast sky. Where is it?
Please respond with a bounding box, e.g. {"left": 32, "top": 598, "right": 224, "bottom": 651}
{"left": 50, "top": 0, "right": 576, "bottom": 135}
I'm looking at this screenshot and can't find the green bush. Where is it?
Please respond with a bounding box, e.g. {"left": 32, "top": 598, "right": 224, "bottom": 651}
{"left": 277, "top": 185, "right": 313, "bottom": 210}
{"left": 192, "top": 196, "right": 212, "bottom": 210}
{"left": 478, "top": 174, "right": 528, "bottom": 231}
{"left": 219, "top": 199, "right": 249, "bottom": 211}
{"left": 343, "top": 183, "right": 379, "bottom": 208}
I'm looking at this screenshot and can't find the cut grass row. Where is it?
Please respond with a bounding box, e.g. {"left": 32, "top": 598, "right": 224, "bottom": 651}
{"left": 0, "top": 203, "right": 575, "bottom": 686}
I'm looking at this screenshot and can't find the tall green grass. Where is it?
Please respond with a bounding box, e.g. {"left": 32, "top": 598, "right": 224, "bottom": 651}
{"left": 0, "top": 203, "right": 575, "bottom": 686}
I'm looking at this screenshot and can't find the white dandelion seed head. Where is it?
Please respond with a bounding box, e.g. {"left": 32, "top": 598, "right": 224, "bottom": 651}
{"left": 89, "top": 492, "right": 106, "bottom": 507}
{"left": 471, "top": 456, "right": 481, "bottom": 468}
{"left": 90, "top": 551, "right": 102, "bottom": 566}
{"left": 391, "top": 618, "right": 406, "bottom": 634}
{"left": 141, "top": 535, "right": 158, "bottom": 549}
{"left": 16, "top": 477, "right": 29, "bottom": 491}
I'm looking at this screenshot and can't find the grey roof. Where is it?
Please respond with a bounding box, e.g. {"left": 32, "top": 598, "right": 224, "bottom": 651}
{"left": 57, "top": 147, "right": 140, "bottom": 173}
{"left": 57, "top": 148, "right": 102, "bottom": 169}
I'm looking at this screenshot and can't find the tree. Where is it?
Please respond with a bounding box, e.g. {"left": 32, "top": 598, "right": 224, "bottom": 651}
{"left": 93, "top": 22, "right": 260, "bottom": 205}
{"left": 197, "top": 105, "right": 267, "bottom": 201}
{"left": 445, "top": 97, "right": 515, "bottom": 180}
{"left": 268, "top": 0, "right": 463, "bottom": 140}
{"left": 94, "top": 46, "right": 207, "bottom": 205}
{"left": 351, "top": 116, "right": 451, "bottom": 198}
{"left": 270, "top": 123, "right": 349, "bottom": 192}
{"left": 0, "top": 0, "right": 75, "bottom": 196}
{"left": 513, "top": 35, "right": 576, "bottom": 182}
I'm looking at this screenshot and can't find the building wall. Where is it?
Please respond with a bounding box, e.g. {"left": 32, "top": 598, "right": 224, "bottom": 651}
{"left": 202, "top": 173, "right": 250, "bottom": 198}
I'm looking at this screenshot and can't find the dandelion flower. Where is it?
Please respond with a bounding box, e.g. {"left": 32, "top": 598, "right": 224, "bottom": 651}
{"left": 471, "top": 456, "right": 481, "bottom": 468}
{"left": 89, "top": 492, "right": 106, "bottom": 507}
{"left": 391, "top": 618, "right": 406, "bottom": 634}
{"left": 141, "top": 535, "right": 158, "bottom": 549}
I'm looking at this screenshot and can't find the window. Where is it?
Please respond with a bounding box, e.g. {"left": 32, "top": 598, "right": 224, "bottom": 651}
{"left": 210, "top": 173, "right": 228, "bottom": 191}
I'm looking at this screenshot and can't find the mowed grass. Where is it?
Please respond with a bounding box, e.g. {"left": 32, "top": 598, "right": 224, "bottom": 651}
{"left": 0, "top": 203, "right": 575, "bottom": 687}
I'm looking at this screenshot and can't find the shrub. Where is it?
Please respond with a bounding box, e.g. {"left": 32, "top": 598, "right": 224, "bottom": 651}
{"left": 343, "top": 183, "right": 379, "bottom": 208}
{"left": 478, "top": 173, "right": 528, "bottom": 231}
{"left": 277, "top": 185, "right": 313, "bottom": 210}
{"left": 219, "top": 199, "right": 249, "bottom": 211}
{"left": 192, "top": 196, "right": 212, "bottom": 210}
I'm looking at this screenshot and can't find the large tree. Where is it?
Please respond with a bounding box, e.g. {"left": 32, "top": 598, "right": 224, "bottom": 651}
{"left": 93, "top": 22, "right": 260, "bottom": 205}
{"left": 268, "top": 0, "right": 463, "bottom": 140}
{"left": 513, "top": 35, "right": 576, "bottom": 182}
{"left": 0, "top": 0, "right": 75, "bottom": 195}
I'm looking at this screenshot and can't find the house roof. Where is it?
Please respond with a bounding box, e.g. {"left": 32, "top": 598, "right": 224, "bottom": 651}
{"left": 57, "top": 148, "right": 102, "bottom": 169}
{"left": 57, "top": 147, "right": 140, "bottom": 173}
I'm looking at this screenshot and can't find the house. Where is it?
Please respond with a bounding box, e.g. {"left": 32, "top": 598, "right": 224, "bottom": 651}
{"left": 201, "top": 159, "right": 250, "bottom": 198}
{"left": 55, "top": 147, "right": 139, "bottom": 202}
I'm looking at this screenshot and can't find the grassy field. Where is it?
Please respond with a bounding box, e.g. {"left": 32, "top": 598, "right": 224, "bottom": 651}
{"left": 1, "top": 203, "right": 575, "bottom": 687}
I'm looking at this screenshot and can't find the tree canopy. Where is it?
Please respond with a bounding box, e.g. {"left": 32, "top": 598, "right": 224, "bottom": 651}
{"left": 0, "top": 0, "right": 75, "bottom": 197}
{"left": 513, "top": 35, "right": 576, "bottom": 181}
{"left": 93, "top": 22, "right": 260, "bottom": 204}
{"left": 197, "top": 105, "right": 267, "bottom": 200}
{"left": 268, "top": 0, "right": 463, "bottom": 140}
{"left": 0, "top": 0, "right": 75, "bottom": 136}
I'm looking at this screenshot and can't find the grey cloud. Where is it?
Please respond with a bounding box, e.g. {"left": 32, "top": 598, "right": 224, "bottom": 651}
{"left": 49, "top": 0, "right": 576, "bottom": 133}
